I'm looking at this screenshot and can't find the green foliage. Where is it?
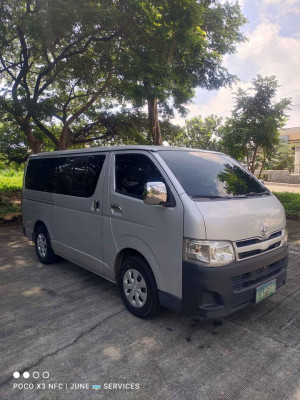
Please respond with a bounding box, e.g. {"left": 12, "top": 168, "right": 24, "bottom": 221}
{"left": 267, "top": 142, "right": 295, "bottom": 172}
{"left": 0, "top": 0, "right": 133, "bottom": 151}
{"left": 0, "top": 121, "right": 31, "bottom": 164}
{"left": 164, "top": 114, "right": 223, "bottom": 150}
{"left": 219, "top": 75, "right": 291, "bottom": 171}
{"left": 88, "top": 110, "right": 152, "bottom": 146}
{"left": 0, "top": 169, "right": 23, "bottom": 220}
{"left": 184, "top": 115, "right": 222, "bottom": 150}
{"left": 273, "top": 192, "right": 300, "bottom": 218}
{"left": 0, "top": 201, "right": 21, "bottom": 219}
{"left": 119, "top": 0, "right": 246, "bottom": 112}
{"left": 0, "top": 0, "right": 247, "bottom": 152}
{"left": 0, "top": 170, "right": 24, "bottom": 192}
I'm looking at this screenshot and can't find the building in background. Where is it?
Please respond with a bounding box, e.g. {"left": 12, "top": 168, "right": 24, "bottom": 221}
{"left": 279, "top": 127, "right": 300, "bottom": 174}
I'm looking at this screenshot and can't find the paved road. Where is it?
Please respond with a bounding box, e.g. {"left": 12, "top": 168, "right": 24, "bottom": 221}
{"left": 266, "top": 183, "right": 300, "bottom": 194}
{"left": 0, "top": 222, "right": 300, "bottom": 400}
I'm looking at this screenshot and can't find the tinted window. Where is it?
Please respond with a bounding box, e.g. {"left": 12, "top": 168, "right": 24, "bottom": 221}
{"left": 115, "top": 153, "right": 165, "bottom": 198}
{"left": 25, "top": 158, "right": 57, "bottom": 192}
{"left": 85, "top": 155, "right": 106, "bottom": 197}
{"left": 159, "top": 150, "right": 267, "bottom": 198}
{"left": 56, "top": 157, "right": 75, "bottom": 195}
{"left": 71, "top": 156, "right": 88, "bottom": 197}
{"left": 25, "top": 154, "right": 105, "bottom": 196}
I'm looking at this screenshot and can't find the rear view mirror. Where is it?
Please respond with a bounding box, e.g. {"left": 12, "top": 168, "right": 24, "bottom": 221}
{"left": 143, "top": 182, "right": 167, "bottom": 205}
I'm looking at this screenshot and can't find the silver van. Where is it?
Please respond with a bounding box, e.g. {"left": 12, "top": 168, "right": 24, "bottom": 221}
{"left": 22, "top": 146, "right": 288, "bottom": 319}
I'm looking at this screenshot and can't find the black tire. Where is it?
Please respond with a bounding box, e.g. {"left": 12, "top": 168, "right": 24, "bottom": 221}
{"left": 118, "top": 255, "right": 161, "bottom": 318}
{"left": 34, "top": 225, "right": 58, "bottom": 264}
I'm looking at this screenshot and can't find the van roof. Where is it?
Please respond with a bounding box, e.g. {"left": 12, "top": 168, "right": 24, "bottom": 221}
{"left": 29, "top": 145, "right": 223, "bottom": 158}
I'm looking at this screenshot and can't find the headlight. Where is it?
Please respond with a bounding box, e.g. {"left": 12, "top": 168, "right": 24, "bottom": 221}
{"left": 184, "top": 238, "right": 235, "bottom": 267}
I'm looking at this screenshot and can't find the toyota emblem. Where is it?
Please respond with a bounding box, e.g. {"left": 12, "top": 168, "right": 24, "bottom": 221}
{"left": 261, "top": 226, "right": 268, "bottom": 237}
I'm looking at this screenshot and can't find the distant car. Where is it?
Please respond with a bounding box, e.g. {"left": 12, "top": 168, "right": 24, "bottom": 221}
{"left": 22, "top": 146, "right": 288, "bottom": 319}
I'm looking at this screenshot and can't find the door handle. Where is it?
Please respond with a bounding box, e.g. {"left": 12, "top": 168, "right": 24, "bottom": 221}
{"left": 110, "top": 203, "right": 122, "bottom": 212}
{"left": 92, "top": 200, "right": 100, "bottom": 212}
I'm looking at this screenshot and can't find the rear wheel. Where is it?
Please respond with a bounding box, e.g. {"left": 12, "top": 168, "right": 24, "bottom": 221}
{"left": 34, "top": 226, "right": 58, "bottom": 264}
{"left": 118, "top": 255, "right": 160, "bottom": 318}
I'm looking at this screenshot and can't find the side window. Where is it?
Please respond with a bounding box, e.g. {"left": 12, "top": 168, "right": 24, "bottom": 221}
{"left": 115, "top": 153, "right": 165, "bottom": 198}
{"left": 71, "top": 154, "right": 106, "bottom": 198}
{"left": 25, "top": 158, "right": 57, "bottom": 192}
{"left": 71, "top": 156, "right": 88, "bottom": 197}
{"left": 85, "top": 155, "right": 106, "bottom": 197}
{"left": 26, "top": 154, "right": 106, "bottom": 196}
{"left": 56, "top": 157, "right": 75, "bottom": 195}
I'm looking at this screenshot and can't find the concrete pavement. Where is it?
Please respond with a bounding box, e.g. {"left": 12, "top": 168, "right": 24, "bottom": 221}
{"left": 0, "top": 222, "right": 300, "bottom": 400}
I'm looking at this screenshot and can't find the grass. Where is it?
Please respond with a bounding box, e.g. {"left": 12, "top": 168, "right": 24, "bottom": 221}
{"left": 0, "top": 170, "right": 23, "bottom": 220}
{"left": 0, "top": 169, "right": 23, "bottom": 192}
{"left": 273, "top": 192, "right": 300, "bottom": 219}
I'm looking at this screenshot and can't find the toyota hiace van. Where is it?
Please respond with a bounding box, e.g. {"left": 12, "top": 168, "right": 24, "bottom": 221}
{"left": 22, "top": 146, "right": 288, "bottom": 319}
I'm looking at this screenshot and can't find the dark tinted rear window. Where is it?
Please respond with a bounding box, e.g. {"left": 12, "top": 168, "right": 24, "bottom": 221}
{"left": 25, "top": 158, "right": 57, "bottom": 192}
{"left": 56, "top": 157, "right": 75, "bottom": 195}
{"left": 25, "top": 154, "right": 105, "bottom": 197}
{"left": 159, "top": 151, "right": 266, "bottom": 198}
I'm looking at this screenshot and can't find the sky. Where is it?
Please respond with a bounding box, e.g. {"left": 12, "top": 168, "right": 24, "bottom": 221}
{"left": 172, "top": 0, "right": 300, "bottom": 129}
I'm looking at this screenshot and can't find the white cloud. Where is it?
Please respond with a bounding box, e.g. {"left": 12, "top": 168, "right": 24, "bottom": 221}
{"left": 173, "top": 7, "right": 300, "bottom": 128}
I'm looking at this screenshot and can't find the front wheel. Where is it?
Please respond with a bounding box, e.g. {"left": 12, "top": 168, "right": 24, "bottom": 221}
{"left": 118, "top": 255, "right": 161, "bottom": 318}
{"left": 34, "top": 226, "right": 58, "bottom": 264}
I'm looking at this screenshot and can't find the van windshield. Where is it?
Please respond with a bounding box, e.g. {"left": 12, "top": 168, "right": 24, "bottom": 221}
{"left": 158, "top": 150, "right": 269, "bottom": 198}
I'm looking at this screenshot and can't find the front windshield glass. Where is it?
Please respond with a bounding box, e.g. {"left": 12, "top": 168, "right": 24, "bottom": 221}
{"left": 159, "top": 150, "right": 268, "bottom": 198}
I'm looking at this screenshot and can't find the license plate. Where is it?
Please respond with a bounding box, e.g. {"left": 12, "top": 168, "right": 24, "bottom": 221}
{"left": 256, "top": 279, "right": 276, "bottom": 303}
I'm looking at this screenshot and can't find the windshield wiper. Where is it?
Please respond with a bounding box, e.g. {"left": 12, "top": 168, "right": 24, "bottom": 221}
{"left": 245, "top": 191, "right": 271, "bottom": 197}
{"left": 191, "top": 195, "right": 233, "bottom": 199}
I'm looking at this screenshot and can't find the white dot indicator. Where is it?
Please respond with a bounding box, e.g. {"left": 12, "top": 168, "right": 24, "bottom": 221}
{"left": 13, "top": 372, "right": 20, "bottom": 379}
{"left": 23, "top": 371, "right": 30, "bottom": 379}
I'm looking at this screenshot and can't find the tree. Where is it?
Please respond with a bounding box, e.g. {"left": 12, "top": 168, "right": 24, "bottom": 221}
{"left": 267, "top": 142, "right": 295, "bottom": 172}
{"left": 0, "top": 0, "right": 134, "bottom": 152}
{"left": 162, "top": 114, "right": 222, "bottom": 149}
{"left": 219, "top": 75, "right": 291, "bottom": 173}
{"left": 183, "top": 115, "right": 222, "bottom": 150}
{"left": 118, "top": 0, "right": 246, "bottom": 144}
{"left": 0, "top": 120, "right": 30, "bottom": 164}
{"left": 0, "top": 0, "right": 246, "bottom": 154}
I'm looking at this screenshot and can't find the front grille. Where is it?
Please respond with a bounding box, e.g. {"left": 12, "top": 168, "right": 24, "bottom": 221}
{"left": 231, "top": 258, "right": 285, "bottom": 291}
{"left": 236, "top": 231, "right": 282, "bottom": 248}
{"left": 238, "top": 241, "right": 281, "bottom": 259}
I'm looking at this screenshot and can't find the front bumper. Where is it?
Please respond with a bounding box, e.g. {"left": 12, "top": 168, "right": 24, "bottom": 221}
{"left": 182, "top": 245, "right": 289, "bottom": 319}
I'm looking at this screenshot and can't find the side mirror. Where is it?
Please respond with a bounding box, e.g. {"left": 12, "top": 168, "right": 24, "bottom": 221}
{"left": 143, "top": 182, "right": 167, "bottom": 205}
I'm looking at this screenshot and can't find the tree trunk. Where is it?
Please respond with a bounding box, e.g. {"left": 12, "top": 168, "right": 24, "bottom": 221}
{"left": 18, "top": 118, "right": 42, "bottom": 153}
{"left": 258, "top": 156, "right": 266, "bottom": 179}
{"left": 251, "top": 147, "right": 258, "bottom": 174}
{"left": 148, "top": 97, "right": 162, "bottom": 145}
{"left": 58, "top": 127, "right": 68, "bottom": 151}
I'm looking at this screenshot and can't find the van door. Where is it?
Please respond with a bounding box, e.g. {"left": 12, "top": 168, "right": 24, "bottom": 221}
{"left": 52, "top": 153, "right": 107, "bottom": 275}
{"left": 104, "top": 151, "right": 184, "bottom": 299}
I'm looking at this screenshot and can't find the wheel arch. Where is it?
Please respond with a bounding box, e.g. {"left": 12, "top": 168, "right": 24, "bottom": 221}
{"left": 114, "top": 248, "right": 149, "bottom": 279}
{"left": 33, "top": 219, "right": 50, "bottom": 241}
{"left": 113, "top": 246, "right": 162, "bottom": 291}
{"left": 111, "top": 235, "right": 164, "bottom": 292}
